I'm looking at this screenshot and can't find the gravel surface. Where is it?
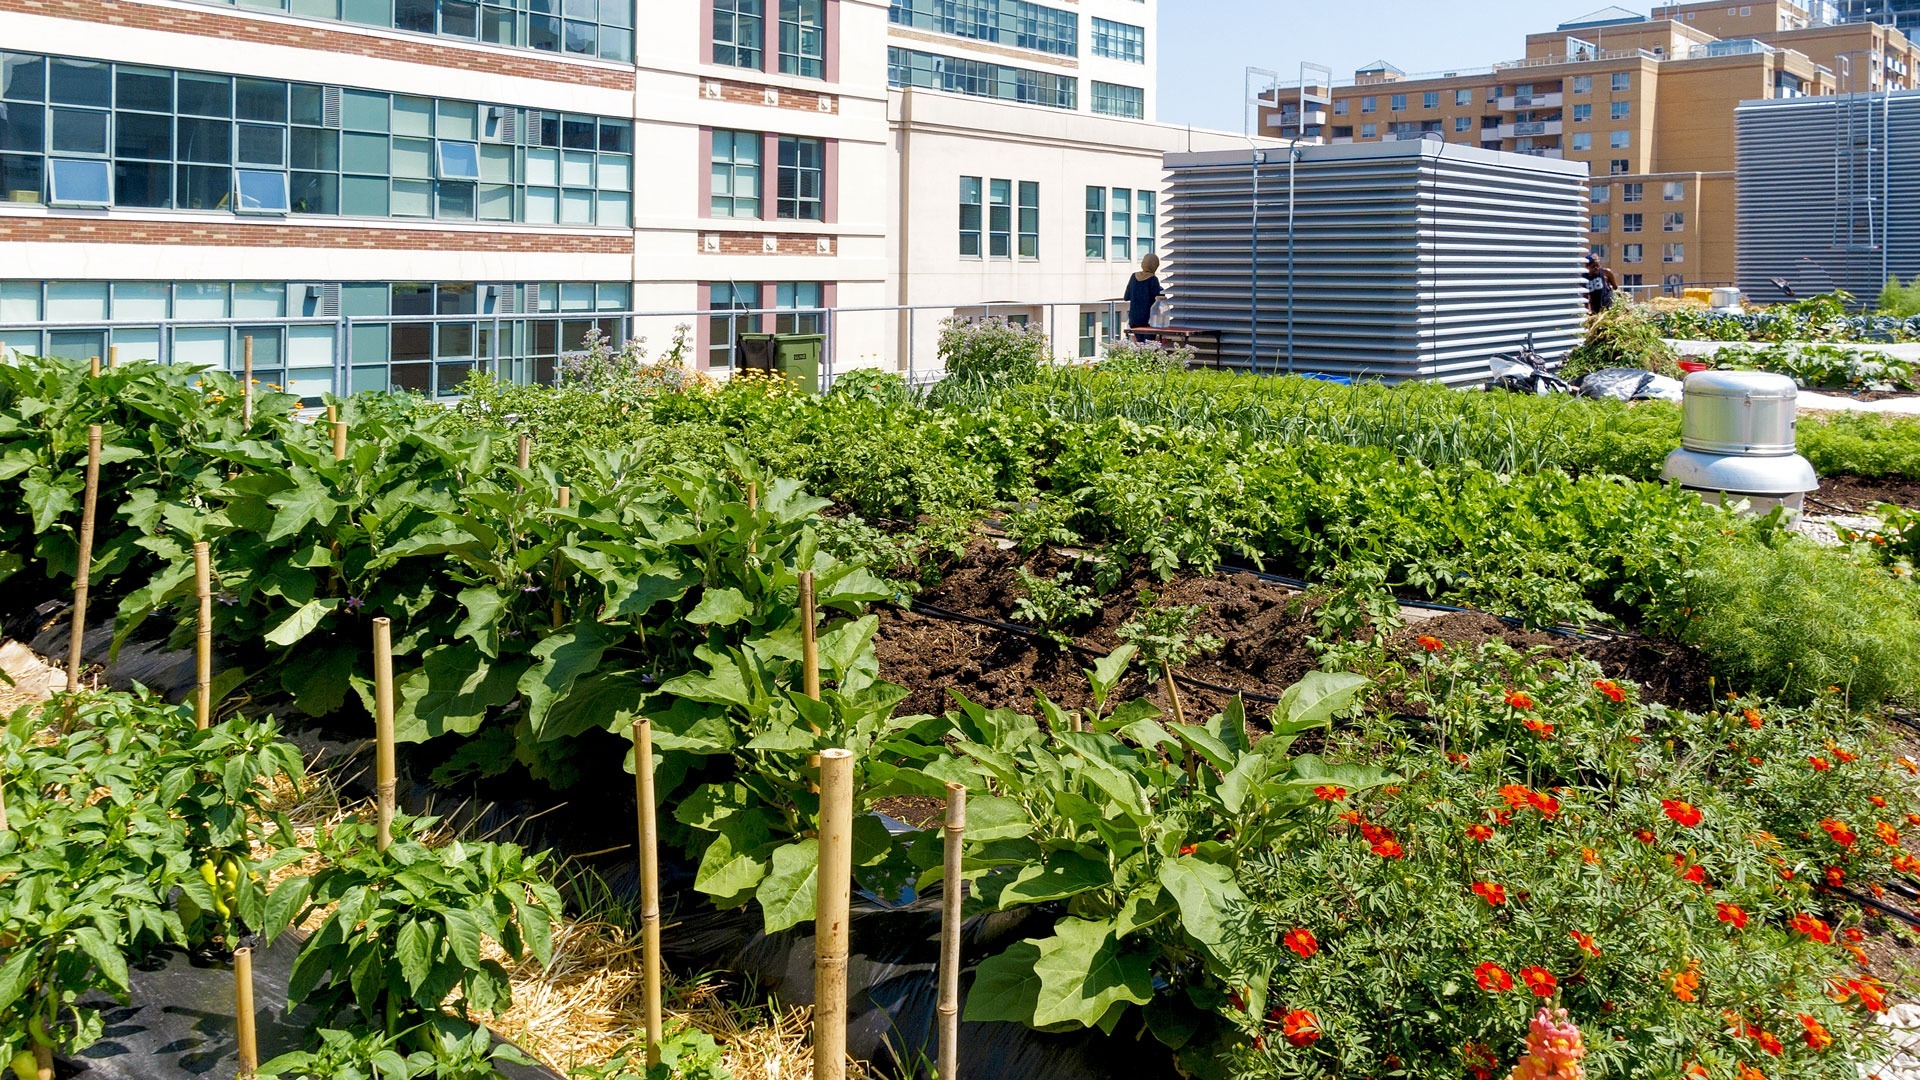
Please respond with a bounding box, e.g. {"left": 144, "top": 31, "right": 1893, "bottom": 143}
{"left": 1871, "top": 1004, "right": 1920, "bottom": 1080}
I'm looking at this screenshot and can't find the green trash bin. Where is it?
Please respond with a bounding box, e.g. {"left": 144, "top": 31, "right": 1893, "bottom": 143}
{"left": 736, "top": 332, "right": 822, "bottom": 394}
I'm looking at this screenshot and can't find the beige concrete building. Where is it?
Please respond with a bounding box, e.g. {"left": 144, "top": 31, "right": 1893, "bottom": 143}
{"left": 1260, "top": 2, "right": 1920, "bottom": 291}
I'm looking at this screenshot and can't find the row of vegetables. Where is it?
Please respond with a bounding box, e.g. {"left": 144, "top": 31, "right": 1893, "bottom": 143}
{"left": 1, "top": 353, "right": 1918, "bottom": 1079}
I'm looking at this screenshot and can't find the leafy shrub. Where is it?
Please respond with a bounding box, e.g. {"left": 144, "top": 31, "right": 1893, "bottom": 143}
{"left": 1010, "top": 566, "right": 1100, "bottom": 646}
{"left": 826, "top": 367, "right": 917, "bottom": 407}
{"left": 1117, "top": 589, "right": 1222, "bottom": 678}
{"left": 1800, "top": 412, "right": 1920, "bottom": 480}
{"left": 1877, "top": 273, "right": 1920, "bottom": 318}
{"left": 1710, "top": 343, "right": 1917, "bottom": 392}
{"left": 933, "top": 317, "right": 1050, "bottom": 387}
{"left": 1563, "top": 304, "right": 1682, "bottom": 382}
{"left": 1100, "top": 338, "right": 1192, "bottom": 375}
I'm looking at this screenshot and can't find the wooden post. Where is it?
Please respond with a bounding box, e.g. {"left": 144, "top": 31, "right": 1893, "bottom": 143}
{"left": 234, "top": 945, "right": 258, "bottom": 1078}
{"left": 938, "top": 782, "right": 967, "bottom": 1080}
{"left": 632, "top": 719, "right": 665, "bottom": 1069}
{"left": 331, "top": 420, "right": 348, "bottom": 461}
{"left": 326, "top": 404, "right": 337, "bottom": 426}
{"left": 517, "top": 432, "right": 531, "bottom": 471}
{"left": 813, "top": 748, "right": 855, "bottom": 1080}
{"left": 551, "top": 486, "right": 570, "bottom": 628}
{"left": 241, "top": 335, "right": 255, "bottom": 428}
{"left": 88, "top": 355, "right": 100, "bottom": 378}
{"left": 194, "top": 542, "right": 213, "bottom": 729}
{"left": 0, "top": 767, "right": 9, "bottom": 831}
{"left": 373, "top": 617, "right": 396, "bottom": 853}
{"left": 31, "top": 1041, "right": 50, "bottom": 1080}
{"left": 67, "top": 425, "right": 102, "bottom": 692}
{"left": 1163, "top": 669, "right": 1188, "bottom": 727}
{"left": 108, "top": 346, "right": 120, "bottom": 369}
{"left": 746, "top": 482, "right": 758, "bottom": 554}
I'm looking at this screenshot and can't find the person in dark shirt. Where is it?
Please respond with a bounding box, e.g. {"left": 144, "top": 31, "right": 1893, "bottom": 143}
{"left": 1123, "top": 254, "right": 1165, "bottom": 339}
{"left": 1584, "top": 254, "right": 1618, "bottom": 315}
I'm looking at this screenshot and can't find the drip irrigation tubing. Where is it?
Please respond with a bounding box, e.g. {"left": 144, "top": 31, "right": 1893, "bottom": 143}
{"left": 906, "top": 601, "right": 1284, "bottom": 706}
{"left": 1823, "top": 883, "right": 1920, "bottom": 933}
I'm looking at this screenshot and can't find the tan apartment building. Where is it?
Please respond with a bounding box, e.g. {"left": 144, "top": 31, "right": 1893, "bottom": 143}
{"left": 1262, "top": 2, "right": 1920, "bottom": 291}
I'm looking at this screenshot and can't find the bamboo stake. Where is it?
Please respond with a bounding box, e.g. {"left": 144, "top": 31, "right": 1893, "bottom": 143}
{"left": 67, "top": 425, "right": 101, "bottom": 692}
{"left": 938, "top": 782, "right": 967, "bottom": 1080}
{"left": 552, "top": 486, "right": 570, "bottom": 628}
{"left": 632, "top": 719, "right": 664, "bottom": 1069}
{"left": 194, "top": 542, "right": 213, "bottom": 729}
{"left": 1163, "top": 668, "right": 1188, "bottom": 727}
{"left": 88, "top": 354, "right": 100, "bottom": 378}
{"left": 32, "top": 1041, "right": 50, "bottom": 1080}
{"left": 813, "top": 748, "right": 855, "bottom": 1080}
{"left": 746, "top": 482, "right": 758, "bottom": 554}
{"left": 108, "top": 346, "right": 120, "bottom": 369}
{"left": 517, "top": 431, "right": 531, "bottom": 471}
{"left": 373, "top": 617, "right": 396, "bottom": 853}
{"left": 331, "top": 420, "right": 348, "bottom": 461}
{"left": 241, "top": 335, "right": 255, "bottom": 428}
{"left": 800, "top": 570, "right": 821, "bottom": 702}
{"left": 234, "top": 945, "right": 258, "bottom": 1078}
{"left": 326, "top": 404, "right": 337, "bottom": 426}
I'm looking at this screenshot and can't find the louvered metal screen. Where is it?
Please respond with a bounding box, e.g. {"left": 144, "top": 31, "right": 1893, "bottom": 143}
{"left": 1163, "top": 141, "right": 1589, "bottom": 384}
{"left": 1736, "top": 91, "right": 1920, "bottom": 305}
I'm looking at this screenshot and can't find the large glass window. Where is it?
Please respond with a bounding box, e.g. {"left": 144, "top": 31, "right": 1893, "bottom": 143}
{"left": 887, "top": 48, "right": 1076, "bottom": 109}
{"left": 185, "top": 0, "right": 635, "bottom": 62}
{"left": 1109, "top": 187, "right": 1131, "bottom": 262}
{"left": 0, "top": 51, "right": 633, "bottom": 227}
{"left": 1084, "top": 186, "right": 1105, "bottom": 259}
{"left": 710, "top": 130, "right": 762, "bottom": 218}
{"left": 1090, "top": 17, "right": 1145, "bottom": 63}
{"left": 713, "top": 0, "right": 765, "bottom": 69}
{"left": 1017, "top": 180, "right": 1038, "bottom": 259}
{"left": 776, "top": 135, "right": 822, "bottom": 221}
{"left": 987, "top": 178, "right": 1011, "bottom": 258}
{"left": 775, "top": 281, "right": 822, "bottom": 334}
{"left": 778, "top": 0, "right": 826, "bottom": 79}
{"left": 889, "top": 0, "right": 1077, "bottom": 57}
{"left": 959, "top": 175, "right": 982, "bottom": 257}
{"left": 1091, "top": 82, "right": 1144, "bottom": 119}
{"left": 708, "top": 282, "right": 760, "bottom": 368}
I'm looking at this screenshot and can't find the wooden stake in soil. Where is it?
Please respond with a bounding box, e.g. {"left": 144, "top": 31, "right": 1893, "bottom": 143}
{"left": 938, "top": 782, "right": 967, "bottom": 1080}
{"left": 32, "top": 1041, "right": 50, "bottom": 1080}
{"left": 0, "top": 767, "right": 10, "bottom": 831}
{"left": 814, "top": 747, "right": 855, "bottom": 1080}
{"left": 234, "top": 945, "right": 259, "bottom": 1078}
{"left": 67, "top": 424, "right": 102, "bottom": 692}
{"left": 241, "top": 335, "right": 255, "bottom": 428}
{"left": 108, "top": 346, "right": 120, "bottom": 369}
{"left": 1162, "top": 669, "right": 1188, "bottom": 727}
{"left": 372, "top": 617, "right": 397, "bottom": 853}
{"left": 194, "top": 542, "right": 213, "bottom": 729}
{"left": 326, "top": 404, "right": 337, "bottom": 426}
{"left": 88, "top": 355, "right": 100, "bottom": 378}
{"left": 517, "top": 431, "right": 531, "bottom": 471}
{"left": 331, "top": 420, "right": 348, "bottom": 461}
{"left": 551, "top": 486, "right": 571, "bottom": 628}
{"left": 632, "top": 718, "right": 665, "bottom": 1069}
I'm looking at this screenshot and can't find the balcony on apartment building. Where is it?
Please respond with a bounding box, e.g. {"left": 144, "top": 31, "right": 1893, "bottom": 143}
{"left": 1500, "top": 119, "right": 1565, "bottom": 138}
{"left": 1498, "top": 91, "right": 1564, "bottom": 110}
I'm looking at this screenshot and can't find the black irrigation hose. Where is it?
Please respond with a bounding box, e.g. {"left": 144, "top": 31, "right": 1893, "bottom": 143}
{"left": 906, "top": 601, "right": 1285, "bottom": 706}
{"left": 1822, "top": 883, "right": 1920, "bottom": 932}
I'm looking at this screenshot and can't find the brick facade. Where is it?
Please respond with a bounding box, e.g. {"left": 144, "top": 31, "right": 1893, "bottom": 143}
{"left": 699, "top": 231, "right": 837, "bottom": 256}
{"left": 0, "top": 0, "right": 635, "bottom": 90}
{"left": 702, "top": 77, "right": 840, "bottom": 114}
{"left": 0, "top": 215, "right": 632, "bottom": 253}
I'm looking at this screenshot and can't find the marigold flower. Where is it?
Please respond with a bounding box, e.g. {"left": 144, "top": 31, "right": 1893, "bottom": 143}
{"left": 1634, "top": 828, "right": 1656, "bottom": 844}
{"left": 1682, "top": 1064, "right": 1708, "bottom": 1080}
{"left": 1677, "top": 862, "right": 1707, "bottom": 886}
{"left": 1874, "top": 821, "right": 1901, "bottom": 846}
{"left": 1569, "top": 929, "right": 1600, "bottom": 957}
{"left": 1360, "top": 822, "right": 1393, "bottom": 845}
{"left": 1819, "top": 818, "right": 1859, "bottom": 848}
{"left": 1845, "top": 943, "right": 1870, "bottom": 965}
{"left": 1528, "top": 791, "right": 1561, "bottom": 818}
{"left": 1581, "top": 847, "right": 1600, "bottom": 865}
{"left": 1593, "top": 678, "right": 1625, "bottom": 703}
{"left": 1743, "top": 708, "right": 1763, "bottom": 728}
{"left": 1869, "top": 795, "right": 1888, "bottom": 809}
{"left": 1825, "top": 866, "right": 1846, "bottom": 887}
{"left": 1337, "top": 810, "right": 1363, "bottom": 826}
{"left": 1460, "top": 1041, "right": 1497, "bottom": 1080}
{"left": 1908, "top": 813, "right": 1920, "bottom": 826}
{"left": 1798, "top": 1014, "right": 1832, "bottom": 1051}
{"left": 1283, "top": 928, "right": 1318, "bottom": 959}
{"left": 1831, "top": 746, "right": 1858, "bottom": 764}
{"left": 1313, "top": 785, "right": 1347, "bottom": 802}
{"left": 1371, "top": 839, "right": 1404, "bottom": 859}
{"left": 1178, "top": 844, "right": 1198, "bottom": 856}
{"left": 1780, "top": 867, "right": 1795, "bottom": 882}
{"left": 1668, "top": 968, "right": 1701, "bottom": 1002}
{"left": 1280, "top": 1009, "right": 1320, "bottom": 1048}
{"left": 1500, "top": 784, "right": 1534, "bottom": 811}
{"left": 1416, "top": 634, "right": 1445, "bottom": 652}
{"left": 1519, "top": 966, "right": 1557, "bottom": 997}
{"left": 1523, "top": 718, "right": 1556, "bottom": 739}
{"left": 1466, "top": 824, "right": 1494, "bottom": 842}
{"left": 1790, "top": 913, "right": 1835, "bottom": 944}
{"left": 1894, "top": 853, "right": 1920, "bottom": 875}
{"left": 1474, "top": 961, "right": 1514, "bottom": 993}
{"left": 1901, "top": 757, "right": 1920, "bottom": 775}
{"left": 1752, "top": 1028, "right": 1783, "bottom": 1056}
{"left": 1715, "top": 902, "right": 1750, "bottom": 929}
{"left": 1471, "top": 881, "right": 1507, "bottom": 906}
{"left": 1492, "top": 809, "right": 1514, "bottom": 826}
{"left": 1748, "top": 756, "right": 1764, "bottom": 766}
{"left": 1843, "top": 926, "right": 1864, "bottom": 944}
{"left": 1504, "top": 690, "right": 1535, "bottom": 711}
{"left": 1810, "top": 756, "right": 1832, "bottom": 771}
{"left": 1662, "top": 799, "right": 1704, "bottom": 828}
{"left": 1735, "top": 1066, "right": 1766, "bottom": 1080}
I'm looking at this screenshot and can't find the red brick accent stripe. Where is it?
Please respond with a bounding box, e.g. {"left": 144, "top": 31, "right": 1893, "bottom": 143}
{"left": 0, "top": 215, "right": 632, "bottom": 253}
{"left": 0, "top": 0, "right": 635, "bottom": 90}
{"left": 703, "top": 77, "right": 840, "bottom": 114}
{"left": 700, "top": 231, "right": 837, "bottom": 256}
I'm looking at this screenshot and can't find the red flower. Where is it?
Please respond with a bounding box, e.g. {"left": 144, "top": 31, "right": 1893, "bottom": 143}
{"left": 1359, "top": 822, "right": 1393, "bottom": 845}
{"left": 1281, "top": 1009, "right": 1320, "bottom": 1048}
{"left": 1313, "top": 785, "right": 1347, "bottom": 802}
{"left": 1715, "top": 902, "right": 1750, "bottom": 930}
{"left": 1790, "top": 913, "right": 1834, "bottom": 944}
{"left": 1498, "top": 784, "right": 1532, "bottom": 810}
{"left": 1461, "top": 1042, "right": 1497, "bottom": 1080}
{"left": 1810, "top": 756, "right": 1832, "bottom": 771}
{"left": 1528, "top": 791, "right": 1561, "bottom": 818}
{"left": 1798, "top": 1014, "right": 1832, "bottom": 1051}
{"left": 1522, "top": 718, "right": 1556, "bottom": 739}
{"left": 1874, "top": 821, "right": 1901, "bottom": 846}
{"left": 1662, "top": 799, "right": 1704, "bottom": 828}
{"left": 1868, "top": 795, "right": 1888, "bottom": 809}
{"left": 1634, "top": 828, "right": 1656, "bottom": 844}
{"left": 1519, "top": 966, "right": 1557, "bottom": 997}
{"left": 1669, "top": 968, "right": 1701, "bottom": 1002}
{"left": 1503, "top": 690, "right": 1535, "bottom": 711}
{"left": 1743, "top": 708, "right": 1763, "bottom": 729}
{"left": 1593, "top": 679, "right": 1625, "bottom": 703}
{"left": 1416, "top": 634, "right": 1445, "bottom": 652}
{"left": 1473, "top": 961, "right": 1513, "bottom": 993}
{"left": 1825, "top": 866, "right": 1846, "bottom": 888}
{"left": 1843, "top": 926, "right": 1865, "bottom": 945}
{"left": 1902, "top": 757, "right": 1920, "bottom": 775}
{"left": 1337, "top": 810, "right": 1363, "bottom": 826}
{"left": 1907, "top": 813, "right": 1920, "bottom": 826}
{"left": 1735, "top": 1065, "right": 1766, "bottom": 1080}
{"left": 1832, "top": 746, "right": 1858, "bottom": 764}
{"left": 1677, "top": 862, "right": 1707, "bottom": 886}
{"left": 1465, "top": 824, "right": 1494, "bottom": 842}
{"left": 1283, "top": 928, "right": 1318, "bottom": 959}
{"left": 1371, "top": 839, "right": 1404, "bottom": 859}
{"left": 1753, "top": 1028, "right": 1783, "bottom": 1056}
{"left": 1178, "top": 844, "right": 1198, "bottom": 856}
{"left": 1471, "top": 881, "right": 1507, "bottom": 906}
{"left": 1819, "top": 818, "right": 1859, "bottom": 848}
{"left": 1569, "top": 929, "right": 1600, "bottom": 957}
{"left": 1581, "top": 847, "right": 1600, "bottom": 865}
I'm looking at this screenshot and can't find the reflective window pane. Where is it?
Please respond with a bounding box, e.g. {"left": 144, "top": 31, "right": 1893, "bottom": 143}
{"left": 234, "top": 79, "right": 288, "bottom": 123}
{"left": 114, "top": 160, "right": 171, "bottom": 207}
{"left": 49, "top": 60, "right": 110, "bottom": 108}
{"left": 115, "top": 68, "right": 173, "bottom": 113}
{"left": 176, "top": 74, "right": 232, "bottom": 118}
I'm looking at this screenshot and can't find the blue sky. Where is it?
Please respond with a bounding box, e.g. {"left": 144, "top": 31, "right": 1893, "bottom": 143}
{"left": 1156, "top": 0, "right": 1619, "bottom": 131}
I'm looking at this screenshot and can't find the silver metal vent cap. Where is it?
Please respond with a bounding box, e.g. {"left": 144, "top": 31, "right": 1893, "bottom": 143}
{"left": 1680, "top": 370, "right": 1799, "bottom": 456}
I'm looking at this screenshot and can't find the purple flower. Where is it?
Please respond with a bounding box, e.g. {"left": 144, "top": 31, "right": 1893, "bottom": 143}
{"left": 344, "top": 596, "right": 364, "bottom": 611}
{"left": 521, "top": 585, "right": 543, "bottom": 594}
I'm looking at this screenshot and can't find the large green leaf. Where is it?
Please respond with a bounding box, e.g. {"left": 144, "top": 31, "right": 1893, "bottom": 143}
{"left": 518, "top": 620, "right": 623, "bottom": 739}
{"left": 1275, "top": 670, "right": 1369, "bottom": 734}
{"left": 534, "top": 669, "right": 648, "bottom": 743}
{"left": 687, "top": 586, "right": 752, "bottom": 626}
{"left": 265, "top": 474, "right": 337, "bottom": 543}
{"left": 962, "top": 795, "right": 1033, "bottom": 842}
{"left": 963, "top": 941, "right": 1044, "bottom": 1025}
{"left": 1030, "top": 918, "right": 1154, "bottom": 1031}
{"left": 757, "top": 838, "right": 820, "bottom": 933}
{"left": 1156, "top": 857, "right": 1249, "bottom": 968}
{"left": 395, "top": 644, "right": 527, "bottom": 743}
{"left": 992, "top": 852, "right": 1110, "bottom": 906}
{"left": 694, "top": 828, "right": 773, "bottom": 906}
{"left": 263, "top": 598, "right": 340, "bottom": 647}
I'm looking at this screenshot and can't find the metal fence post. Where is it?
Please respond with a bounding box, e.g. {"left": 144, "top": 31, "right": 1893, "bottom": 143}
{"left": 335, "top": 314, "right": 352, "bottom": 399}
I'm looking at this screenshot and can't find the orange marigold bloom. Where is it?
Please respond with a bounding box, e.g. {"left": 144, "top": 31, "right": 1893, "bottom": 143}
{"left": 1569, "top": 929, "right": 1600, "bottom": 957}
{"left": 1504, "top": 690, "right": 1535, "bottom": 711}
{"left": 1466, "top": 824, "right": 1495, "bottom": 843}
{"left": 1281, "top": 1009, "right": 1320, "bottom": 1048}
{"left": 1743, "top": 708, "right": 1763, "bottom": 728}
{"left": 1682, "top": 1063, "right": 1709, "bottom": 1080}
{"left": 1753, "top": 1029, "right": 1784, "bottom": 1056}
{"left": 1519, "top": 966, "right": 1557, "bottom": 997}
{"left": 1791, "top": 913, "right": 1835, "bottom": 944}
{"left": 1868, "top": 795, "right": 1888, "bottom": 809}
{"left": 1371, "top": 839, "right": 1404, "bottom": 859}
{"left": 1832, "top": 746, "right": 1858, "bottom": 764}
{"left": 1593, "top": 678, "right": 1625, "bottom": 703}
{"left": 1820, "top": 818, "right": 1859, "bottom": 848}
{"left": 1894, "top": 853, "right": 1920, "bottom": 875}
{"left": 1735, "top": 1066, "right": 1766, "bottom": 1080}
{"left": 1810, "top": 756, "right": 1833, "bottom": 771}
{"left": 1634, "top": 828, "right": 1656, "bottom": 844}
{"left": 1499, "top": 784, "right": 1534, "bottom": 811}
{"left": 1313, "top": 785, "right": 1347, "bottom": 802}
{"left": 1678, "top": 862, "right": 1708, "bottom": 886}
{"left": 1798, "top": 1014, "right": 1833, "bottom": 1051}
{"left": 1662, "top": 799, "right": 1704, "bottom": 828}
{"left": 1474, "top": 961, "right": 1514, "bottom": 993}
{"left": 1337, "top": 810, "right": 1363, "bottom": 826}
{"left": 1846, "top": 943, "right": 1870, "bottom": 965}
{"left": 1748, "top": 756, "right": 1764, "bottom": 766}
{"left": 1283, "top": 928, "right": 1318, "bottom": 959}
{"left": 1523, "top": 718, "right": 1556, "bottom": 739}
{"left": 1471, "top": 881, "right": 1507, "bottom": 906}
{"left": 1581, "top": 847, "right": 1601, "bottom": 865}
{"left": 1715, "top": 902, "right": 1750, "bottom": 929}
{"left": 1901, "top": 757, "right": 1920, "bottom": 775}
{"left": 1851, "top": 978, "right": 1890, "bottom": 1013}
{"left": 1825, "top": 866, "right": 1846, "bottom": 887}
{"left": 1416, "top": 635, "right": 1445, "bottom": 652}
{"left": 1359, "top": 822, "right": 1393, "bottom": 845}
{"left": 1178, "top": 844, "right": 1199, "bottom": 857}
{"left": 1528, "top": 791, "right": 1561, "bottom": 818}
{"left": 1874, "top": 821, "right": 1901, "bottom": 846}
{"left": 1491, "top": 809, "right": 1514, "bottom": 826}
{"left": 1669, "top": 968, "right": 1701, "bottom": 1002}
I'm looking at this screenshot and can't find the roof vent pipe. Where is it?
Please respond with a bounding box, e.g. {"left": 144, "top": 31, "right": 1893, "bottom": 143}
{"left": 1660, "top": 370, "right": 1817, "bottom": 517}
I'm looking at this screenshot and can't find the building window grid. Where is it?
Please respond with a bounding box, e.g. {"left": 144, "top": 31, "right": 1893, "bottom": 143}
{"left": 988, "top": 177, "right": 1012, "bottom": 258}
{"left": 1423, "top": 91, "right": 1440, "bottom": 109}
{"left": 1664, "top": 211, "right": 1685, "bottom": 232}
{"left": 1591, "top": 214, "right": 1610, "bottom": 232}
{"left": 1084, "top": 185, "right": 1104, "bottom": 258}
{"left": 1087, "top": 184, "right": 1148, "bottom": 260}
{"left": 713, "top": 0, "right": 765, "bottom": 68}
{"left": 1017, "top": 179, "right": 1039, "bottom": 258}
{"left": 1089, "top": 17, "right": 1146, "bottom": 64}
{"left": 778, "top": 0, "right": 827, "bottom": 78}
{"left": 887, "top": 47, "right": 1076, "bottom": 109}
{"left": 888, "top": 1, "right": 1079, "bottom": 58}
{"left": 710, "top": 129, "right": 762, "bottom": 218}
{"left": 1622, "top": 243, "right": 1644, "bottom": 263}
{"left": 775, "top": 135, "right": 823, "bottom": 221}
{"left": 959, "top": 175, "right": 982, "bottom": 257}
{"left": 775, "top": 281, "right": 822, "bottom": 335}
{"left": 708, "top": 281, "right": 760, "bottom": 369}
{"left": 1091, "top": 81, "right": 1145, "bottom": 118}
{"left": 189, "top": 0, "right": 636, "bottom": 62}
{"left": 0, "top": 52, "right": 633, "bottom": 226}
{"left": 1622, "top": 182, "right": 1644, "bottom": 202}
{"left": 1622, "top": 212, "right": 1642, "bottom": 233}
{"left": 1663, "top": 180, "right": 1686, "bottom": 200}
{"left": 1663, "top": 242, "right": 1685, "bottom": 263}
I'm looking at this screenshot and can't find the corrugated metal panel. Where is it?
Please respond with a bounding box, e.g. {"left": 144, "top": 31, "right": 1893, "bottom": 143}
{"left": 1163, "top": 141, "right": 1590, "bottom": 385}
{"left": 1736, "top": 91, "right": 1920, "bottom": 304}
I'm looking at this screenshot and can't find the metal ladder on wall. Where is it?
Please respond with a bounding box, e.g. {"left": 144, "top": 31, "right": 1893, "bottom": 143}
{"left": 1833, "top": 55, "right": 1886, "bottom": 263}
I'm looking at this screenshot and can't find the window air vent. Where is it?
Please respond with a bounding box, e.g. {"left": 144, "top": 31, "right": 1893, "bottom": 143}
{"left": 322, "top": 87, "right": 343, "bottom": 129}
